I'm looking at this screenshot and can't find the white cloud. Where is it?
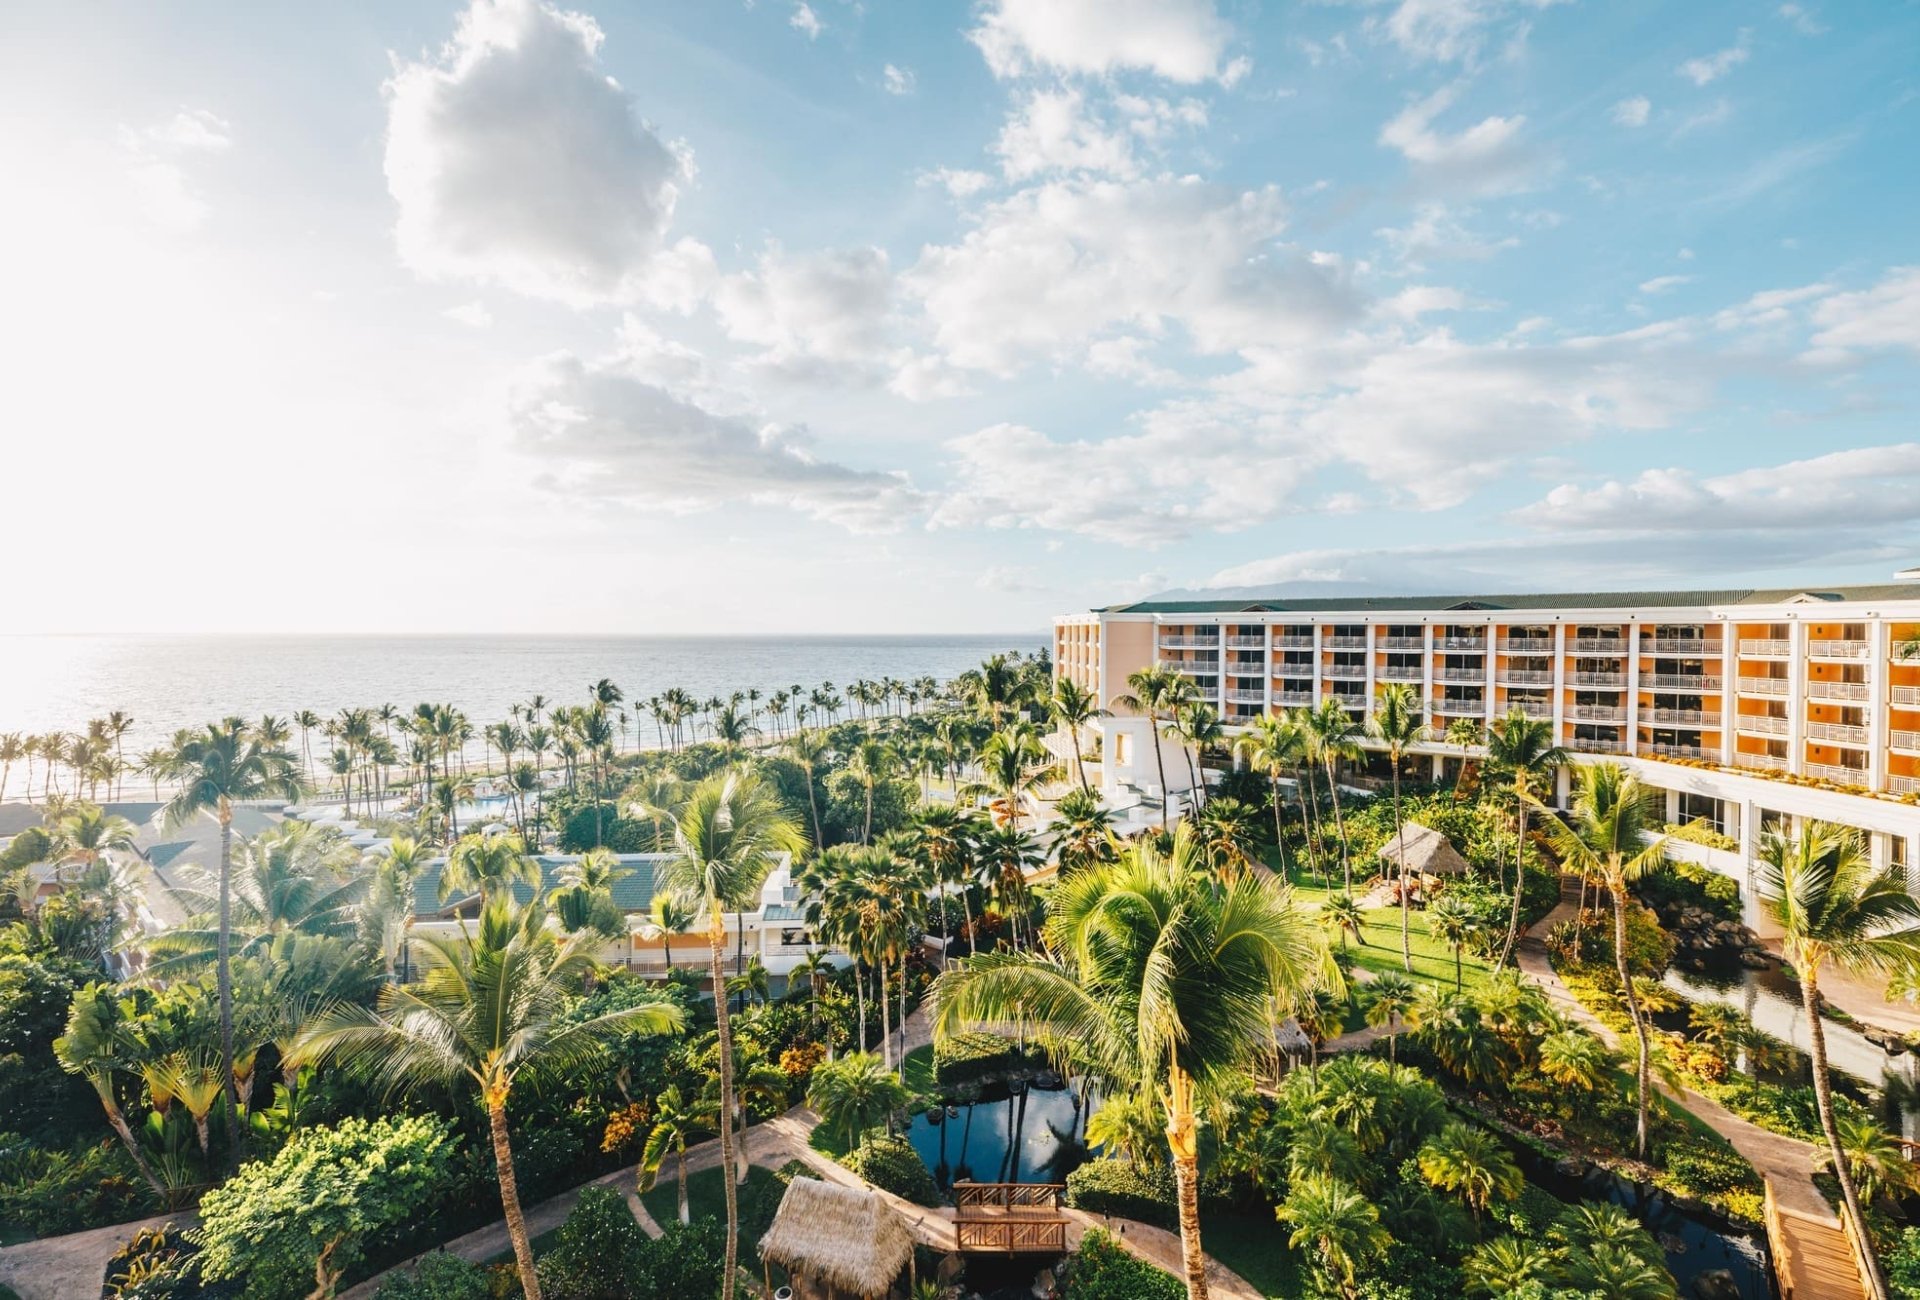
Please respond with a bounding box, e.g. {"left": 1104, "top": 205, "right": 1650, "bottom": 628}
{"left": 713, "top": 244, "right": 899, "bottom": 378}
{"left": 505, "top": 351, "right": 921, "bottom": 532}
{"left": 1637, "top": 274, "right": 1694, "bottom": 295}
{"left": 1677, "top": 30, "right": 1751, "bottom": 86}
{"left": 1367, "top": 0, "right": 1566, "bottom": 67}
{"left": 882, "top": 64, "right": 915, "bottom": 95}
{"left": 443, "top": 301, "right": 494, "bottom": 328}
{"left": 1611, "top": 95, "right": 1650, "bottom": 127}
{"left": 1375, "top": 201, "right": 1518, "bottom": 268}
{"left": 920, "top": 167, "right": 996, "bottom": 199}
{"left": 994, "top": 88, "right": 1137, "bottom": 181}
{"left": 1379, "top": 85, "right": 1533, "bottom": 193}
{"left": 975, "top": 565, "right": 1051, "bottom": 593}
{"left": 969, "top": 0, "right": 1235, "bottom": 84}
{"left": 1777, "top": 4, "right": 1826, "bottom": 36}
{"left": 1808, "top": 267, "right": 1920, "bottom": 356}
{"left": 385, "top": 0, "right": 697, "bottom": 306}
{"left": 120, "top": 108, "right": 232, "bottom": 231}
{"left": 790, "top": 3, "right": 822, "bottom": 40}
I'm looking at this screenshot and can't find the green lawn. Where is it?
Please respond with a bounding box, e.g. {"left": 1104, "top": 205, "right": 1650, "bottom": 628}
{"left": 1281, "top": 867, "right": 1499, "bottom": 995}
{"left": 1199, "top": 1210, "right": 1306, "bottom": 1299}
{"left": 903, "top": 1043, "right": 936, "bottom": 1095}
{"left": 481, "top": 1224, "right": 561, "bottom": 1268}
{"left": 639, "top": 1165, "right": 784, "bottom": 1272}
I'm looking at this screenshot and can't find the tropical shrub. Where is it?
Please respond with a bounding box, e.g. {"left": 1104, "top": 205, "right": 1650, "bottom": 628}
{"left": 535, "top": 1185, "right": 648, "bottom": 1300}
{"left": 932, "top": 1030, "right": 1027, "bottom": 1088}
{"left": 0, "top": 1134, "right": 152, "bottom": 1237}
{"left": 1636, "top": 858, "right": 1740, "bottom": 922}
{"left": 1888, "top": 1227, "right": 1920, "bottom": 1300}
{"left": 1062, "top": 1228, "right": 1182, "bottom": 1300}
{"left": 1065, "top": 1159, "right": 1177, "bottom": 1230}
{"left": 630, "top": 1218, "right": 727, "bottom": 1298}
{"left": 194, "top": 1114, "right": 455, "bottom": 1300}
{"left": 843, "top": 1134, "right": 939, "bottom": 1206}
{"left": 373, "top": 1252, "right": 491, "bottom": 1300}
{"left": 101, "top": 1220, "right": 239, "bottom": 1300}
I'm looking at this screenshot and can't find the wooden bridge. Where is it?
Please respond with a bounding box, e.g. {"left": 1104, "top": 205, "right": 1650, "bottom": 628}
{"left": 952, "top": 1182, "right": 1070, "bottom": 1254}
{"left": 1763, "top": 1178, "right": 1872, "bottom": 1300}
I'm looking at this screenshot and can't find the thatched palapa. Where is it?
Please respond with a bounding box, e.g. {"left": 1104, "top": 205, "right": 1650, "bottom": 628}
{"left": 1376, "top": 822, "right": 1470, "bottom": 880}
{"left": 759, "top": 1176, "right": 914, "bottom": 1299}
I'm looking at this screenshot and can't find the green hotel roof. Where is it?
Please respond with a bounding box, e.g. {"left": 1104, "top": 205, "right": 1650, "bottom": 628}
{"left": 412, "top": 854, "right": 663, "bottom": 918}
{"left": 1095, "top": 584, "right": 1920, "bottom": 616}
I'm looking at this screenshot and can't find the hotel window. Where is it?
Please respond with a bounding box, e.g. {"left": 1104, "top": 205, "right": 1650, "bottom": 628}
{"left": 780, "top": 928, "right": 812, "bottom": 947}
{"left": 1115, "top": 734, "right": 1133, "bottom": 765}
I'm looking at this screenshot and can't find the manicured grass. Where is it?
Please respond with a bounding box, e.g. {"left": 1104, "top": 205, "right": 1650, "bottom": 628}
{"left": 481, "top": 1224, "right": 561, "bottom": 1267}
{"left": 903, "top": 1043, "right": 936, "bottom": 1096}
{"left": 1199, "top": 1209, "right": 1307, "bottom": 1299}
{"left": 809, "top": 1119, "right": 854, "bottom": 1158}
{"left": 1282, "top": 866, "right": 1499, "bottom": 994}
{"left": 639, "top": 1165, "right": 784, "bottom": 1272}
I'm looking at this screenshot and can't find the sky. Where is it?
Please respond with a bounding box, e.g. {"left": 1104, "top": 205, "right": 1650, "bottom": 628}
{"left": 1, "top": 0, "right": 1917, "bottom": 634}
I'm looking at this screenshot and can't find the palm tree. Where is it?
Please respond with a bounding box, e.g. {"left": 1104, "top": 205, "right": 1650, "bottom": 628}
{"left": 1048, "top": 677, "right": 1108, "bottom": 792}
{"left": 1166, "top": 699, "right": 1225, "bottom": 813}
{"left": 54, "top": 983, "right": 166, "bottom": 1198}
{"left": 1301, "top": 700, "right": 1363, "bottom": 897}
{"left": 1320, "top": 894, "right": 1364, "bottom": 951}
{"left": 1463, "top": 1236, "right": 1565, "bottom": 1298}
{"left": 845, "top": 739, "right": 896, "bottom": 845}
{"left": 933, "top": 826, "right": 1332, "bottom": 1300}
{"left": 440, "top": 831, "right": 539, "bottom": 905}
{"left": 910, "top": 804, "right": 983, "bottom": 949}
{"left": 299, "top": 897, "right": 684, "bottom": 1300}
{"left": 1112, "top": 665, "right": 1184, "bottom": 826}
{"left": 1539, "top": 1027, "right": 1614, "bottom": 1093}
{"left": 647, "top": 892, "right": 696, "bottom": 970}
{"left": 639, "top": 1083, "right": 717, "bottom": 1224}
{"left": 154, "top": 720, "right": 303, "bottom": 1165}
{"left": 1759, "top": 820, "right": 1920, "bottom": 1300}
{"left": 1485, "top": 708, "right": 1568, "bottom": 968}
{"left": 1833, "top": 1111, "right": 1920, "bottom": 1208}
{"left": 793, "top": 948, "right": 835, "bottom": 1039}
{"left": 1277, "top": 1173, "right": 1389, "bottom": 1300}
{"left": 1368, "top": 683, "right": 1429, "bottom": 970}
{"left": 1361, "top": 971, "right": 1416, "bottom": 1064}
{"left": 785, "top": 730, "right": 830, "bottom": 849}
{"left": 806, "top": 1051, "right": 909, "bottom": 1147}
{"left": 966, "top": 730, "right": 1062, "bottom": 832}
{"left": 0, "top": 732, "right": 22, "bottom": 804}
{"left": 1535, "top": 762, "right": 1669, "bottom": 1160}
{"left": 46, "top": 803, "right": 141, "bottom": 885}
{"left": 1233, "top": 712, "right": 1305, "bottom": 875}
{"left": 659, "top": 769, "right": 805, "bottom": 1300}
{"left": 1417, "top": 1121, "right": 1522, "bottom": 1221}
{"left": 1426, "top": 893, "right": 1479, "bottom": 990}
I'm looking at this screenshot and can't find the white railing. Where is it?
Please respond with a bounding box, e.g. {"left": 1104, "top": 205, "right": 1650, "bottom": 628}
{"left": 1568, "top": 705, "right": 1626, "bottom": 721}
{"left": 1894, "top": 686, "right": 1920, "bottom": 706}
{"left": 1569, "top": 638, "right": 1627, "bottom": 654}
{"left": 1805, "top": 721, "right": 1869, "bottom": 745}
{"left": 1739, "top": 639, "right": 1791, "bottom": 656}
{"left": 1226, "top": 636, "right": 1266, "bottom": 649}
{"left": 1736, "top": 715, "right": 1789, "bottom": 735}
{"left": 1574, "top": 738, "right": 1629, "bottom": 754}
{"left": 1378, "top": 636, "right": 1425, "bottom": 650}
{"left": 1378, "top": 666, "right": 1423, "bottom": 682}
{"left": 1892, "top": 775, "right": 1920, "bottom": 795}
{"left": 1569, "top": 672, "right": 1626, "bottom": 687}
{"left": 1808, "top": 640, "right": 1871, "bottom": 659}
{"left": 1225, "top": 689, "right": 1266, "bottom": 704}
{"left": 1334, "top": 695, "right": 1367, "bottom": 711}
{"left": 1805, "top": 762, "right": 1869, "bottom": 786}
{"left": 1892, "top": 730, "right": 1920, "bottom": 753}
{"left": 1438, "top": 636, "right": 1486, "bottom": 650}
{"left": 1647, "top": 674, "right": 1722, "bottom": 691}
{"left": 1645, "top": 743, "right": 1709, "bottom": 759}
{"left": 1274, "top": 691, "right": 1314, "bottom": 706}
{"left": 1434, "top": 697, "right": 1486, "bottom": 715}
{"left": 1809, "top": 680, "right": 1870, "bottom": 701}
{"left": 1738, "top": 677, "right": 1791, "bottom": 696}
{"left": 1647, "top": 638, "right": 1711, "bottom": 653}
{"left": 1323, "top": 635, "right": 1367, "bottom": 649}
{"left": 1437, "top": 669, "right": 1486, "bottom": 683}
{"left": 1323, "top": 664, "right": 1366, "bottom": 680}
{"left": 1274, "top": 635, "right": 1314, "bottom": 649}
{"left": 1508, "top": 702, "right": 1552, "bottom": 720}
{"left": 1649, "top": 709, "right": 1718, "bottom": 724}
{"left": 1735, "top": 752, "right": 1789, "bottom": 772}
{"left": 1499, "top": 670, "right": 1555, "bottom": 685}
{"left": 1500, "top": 638, "right": 1555, "bottom": 653}
{"left": 1158, "top": 637, "right": 1217, "bottom": 649}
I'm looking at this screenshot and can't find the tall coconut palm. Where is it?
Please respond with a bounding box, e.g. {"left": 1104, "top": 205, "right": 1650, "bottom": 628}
{"left": 440, "top": 831, "right": 540, "bottom": 906}
{"left": 1368, "top": 684, "right": 1430, "bottom": 969}
{"left": 46, "top": 803, "right": 141, "bottom": 886}
{"left": 1233, "top": 712, "right": 1306, "bottom": 875}
{"left": 1535, "top": 762, "right": 1668, "bottom": 1160}
{"left": 0, "top": 732, "right": 22, "bottom": 804}
{"left": 1112, "top": 665, "right": 1185, "bottom": 827}
{"left": 933, "top": 826, "right": 1333, "bottom": 1300}
{"left": 647, "top": 892, "right": 696, "bottom": 970}
{"left": 1302, "top": 700, "right": 1363, "bottom": 897}
{"left": 845, "top": 740, "right": 897, "bottom": 845}
{"left": 785, "top": 729, "right": 830, "bottom": 849}
{"left": 300, "top": 897, "right": 683, "bottom": 1300}
{"left": 1485, "top": 708, "right": 1568, "bottom": 969}
{"left": 966, "top": 729, "right": 1062, "bottom": 832}
{"left": 153, "top": 720, "right": 303, "bottom": 1165}
{"left": 658, "top": 769, "right": 806, "bottom": 1300}
{"left": 1048, "top": 677, "right": 1108, "bottom": 793}
{"left": 1759, "top": 821, "right": 1920, "bottom": 1300}
{"left": 910, "top": 804, "right": 983, "bottom": 950}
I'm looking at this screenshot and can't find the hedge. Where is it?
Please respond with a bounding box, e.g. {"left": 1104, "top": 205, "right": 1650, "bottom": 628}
{"left": 1065, "top": 1159, "right": 1177, "bottom": 1231}
{"left": 844, "top": 1135, "right": 939, "bottom": 1206}
{"left": 933, "top": 1031, "right": 1028, "bottom": 1088}
{"left": 1063, "top": 1228, "right": 1183, "bottom": 1300}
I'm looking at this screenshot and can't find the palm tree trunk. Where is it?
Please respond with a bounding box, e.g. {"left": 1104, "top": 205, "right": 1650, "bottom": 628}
{"left": 805, "top": 769, "right": 823, "bottom": 850}
{"left": 1392, "top": 760, "right": 1411, "bottom": 970}
{"left": 898, "top": 949, "right": 910, "bottom": 1083}
{"left": 1804, "top": 969, "right": 1890, "bottom": 1300}
{"left": 1326, "top": 762, "right": 1353, "bottom": 897}
{"left": 863, "top": 785, "right": 874, "bottom": 845}
{"left": 1296, "top": 771, "right": 1327, "bottom": 887}
{"left": 1611, "top": 885, "right": 1651, "bottom": 1160}
{"left": 101, "top": 1093, "right": 166, "bottom": 1199}
{"left": 216, "top": 802, "right": 242, "bottom": 1169}
{"left": 1496, "top": 791, "right": 1528, "bottom": 969}
{"left": 855, "top": 960, "right": 868, "bottom": 1054}
{"left": 489, "top": 1097, "right": 543, "bottom": 1300}
{"left": 1149, "top": 717, "right": 1171, "bottom": 827}
{"left": 678, "top": 1146, "right": 690, "bottom": 1224}
{"left": 1164, "top": 1067, "right": 1210, "bottom": 1300}
{"left": 708, "top": 913, "right": 741, "bottom": 1300}
{"left": 878, "top": 949, "right": 893, "bottom": 1069}
{"left": 1268, "top": 774, "right": 1289, "bottom": 874}
{"left": 1071, "top": 727, "right": 1089, "bottom": 794}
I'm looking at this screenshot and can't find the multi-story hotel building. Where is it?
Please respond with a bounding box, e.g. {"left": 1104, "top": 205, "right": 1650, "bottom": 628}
{"left": 1054, "top": 584, "right": 1920, "bottom": 912}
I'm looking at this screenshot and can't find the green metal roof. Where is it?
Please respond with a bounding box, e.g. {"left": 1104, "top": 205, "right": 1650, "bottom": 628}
{"left": 1095, "top": 585, "right": 1920, "bottom": 616}
{"left": 412, "top": 853, "right": 663, "bottom": 919}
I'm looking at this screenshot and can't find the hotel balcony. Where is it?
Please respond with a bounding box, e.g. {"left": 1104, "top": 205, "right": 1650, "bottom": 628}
{"left": 1437, "top": 668, "right": 1486, "bottom": 684}
{"left": 1734, "top": 752, "right": 1789, "bottom": 773}
{"left": 1892, "top": 775, "right": 1920, "bottom": 795}
{"left": 1568, "top": 704, "right": 1626, "bottom": 722}
{"left": 1569, "top": 638, "right": 1628, "bottom": 654}
{"left": 1893, "top": 729, "right": 1920, "bottom": 754}
{"left": 1499, "top": 669, "right": 1555, "bottom": 686}
{"left": 1332, "top": 694, "right": 1367, "bottom": 712}
{"left": 1808, "top": 680, "right": 1870, "bottom": 702}
{"left": 1737, "top": 677, "right": 1790, "bottom": 697}
{"left": 1274, "top": 635, "right": 1314, "bottom": 650}
{"left": 1500, "top": 637, "right": 1555, "bottom": 653}
{"left": 1804, "top": 762, "right": 1869, "bottom": 786}
{"left": 1274, "top": 690, "right": 1314, "bottom": 706}
{"left": 1574, "top": 738, "right": 1630, "bottom": 755}
{"left": 1378, "top": 665, "right": 1423, "bottom": 682}
{"left": 1893, "top": 685, "right": 1920, "bottom": 707}
{"left": 1378, "top": 635, "right": 1425, "bottom": 650}
{"left": 1323, "top": 635, "right": 1367, "bottom": 649}
{"left": 1507, "top": 702, "right": 1553, "bottom": 720}
{"left": 1648, "top": 708, "right": 1719, "bottom": 725}
{"left": 1736, "top": 715, "right": 1789, "bottom": 736}
{"left": 1434, "top": 697, "right": 1487, "bottom": 715}
{"left": 1438, "top": 636, "right": 1486, "bottom": 650}
{"left": 1225, "top": 689, "right": 1266, "bottom": 705}
{"left": 1808, "top": 640, "right": 1871, "bottom": 660}
{"left": 1804, "top": 721, "right": 1869, "bottom": 746}
{"left": 1323, "top": 663, "right": 1366, "bottom": 680}
{"left": 1646, "top": 673, "right": 1722, "bottom": 691}
{"left": 1739, "top": 639, "right": 1791, "bottom": 657}
{"left": 1158, "top": 636, "right": 1218, "bottom": 649}
{"left": 1568, "top": 671, "right": 1626, "bottom": 688}
{"left": 1225, "top": 636, "right": 1266, "bottom": 649}
{"left": 1644, "top": 742, "right": 1710, "bottom": 760}
{"left": 1647, "top": 637, "right": 1711, "bottom": 654}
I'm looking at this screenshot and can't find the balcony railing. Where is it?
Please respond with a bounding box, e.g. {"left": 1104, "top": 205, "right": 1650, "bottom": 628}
{"left": 1568, "top": 672, "right": 1626, "bottom": 688}
{"left": 1648, "top": 709, "right": 1718, "bottom": 725}
{"left": 1646, "top": 638, "right": 1712, "bottom": 654}
{"left": 1378, "top": 665, "right": 1423, "bottom": 682}
{"left": 1574, "top": 738, "right": 1630, "bottom": 755}
{"left": 1158, "top": 637, "right": 1218, "bottom": 649}
{"left": 1809, "top": 680, "right": 1870, "bottom": 702}
{"left": 1499, "top": 670, "right": 1555, "bottom": 685}
{"left": 1323, "top": 664, "right": 1366, "bottom": 680}
{"left": 1274, "top": 691, "right": 1314, "bottom": 706}
{"left": 1438, "top": 636, "right": 1486, "bottom": 650}
{"left": 1568, "top": 705, "right": 1626, "bottom": 722}
{"left": 1736, "top": 715, "right": 1789, "bottom": 735}
{"left": 1644, "top": 743, "right": 1710, "bottom": 760}
{"left": 1500, "top": 637, "right": 1555, "bottom": 653}
{"left": 1734, "top": 752, "right": 1789, "bottom": 773}
{"left": 1225, "top": 636, "right": 1266, "bottom": 649}
{"left": 1508, "top": 702, "right": 1552, "bottom": 720}
{"left": 1738, "top": 677, "right": 1790, "bottom": 697}
{"left": 1378, "top": 636, "right": 1425, "bottom": 650}
{"left": 1808, "top": 640, "right": 1871, "bottom": 660}
{"left": 1225, "top": 689, "right": 1266, "bottom": 704}
{"left": 1892, "top": 775, "right": 1920, "bottom": 795}
{"left": 1804, "top": 762, "right": 1869, "bottom": 787}
{"left": 1323, "top": 635, "right": 1367, "bottom": 650}
{"left": 1569, "top": 638, "right": 1628, "bottom": 654}
{"left": 1647, "top": 673, "right": 1722, "bottom": 691}
{"left": 1434, "top": 699, "right": 1487, "bottom": 715}
{"left": 1894, "top": 685, "right": 1920, "bottom": 707}
{"left": 1437, "top": 669, "right": 1485, "bottom": 684}
{"left": 1273, "top": 634, "right": 1314, "bottom": 649}
{"left": 1893, "top": 730, "right": 1920, "bottom": 753}
{"left": 1739, "top": 639, "right": 1791, "bottom": 657}
{"left": 1805, "top": 721, "right": 1869, "bottom": 746}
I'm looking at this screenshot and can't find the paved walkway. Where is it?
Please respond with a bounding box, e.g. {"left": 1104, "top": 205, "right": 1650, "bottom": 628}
{"left": 0, "top": 1209, "right": 188, "bottom": 1300}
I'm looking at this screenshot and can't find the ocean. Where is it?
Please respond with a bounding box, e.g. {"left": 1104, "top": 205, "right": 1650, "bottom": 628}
{"left": 0, "top": 633, "right": 1044, "bottom": 753}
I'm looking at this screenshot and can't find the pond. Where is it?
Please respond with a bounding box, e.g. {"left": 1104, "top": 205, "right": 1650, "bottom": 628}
{"left": 907, "top": 1082, "right": 1094, "bottom": 1191}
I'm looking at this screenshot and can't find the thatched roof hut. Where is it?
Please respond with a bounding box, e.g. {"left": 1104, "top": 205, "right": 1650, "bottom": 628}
{"left": 1376, "top": 822, "right": 1470, "bottom": 881}
{"left": 759, "top": 1176, "right": 914, "bottom": 1300}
